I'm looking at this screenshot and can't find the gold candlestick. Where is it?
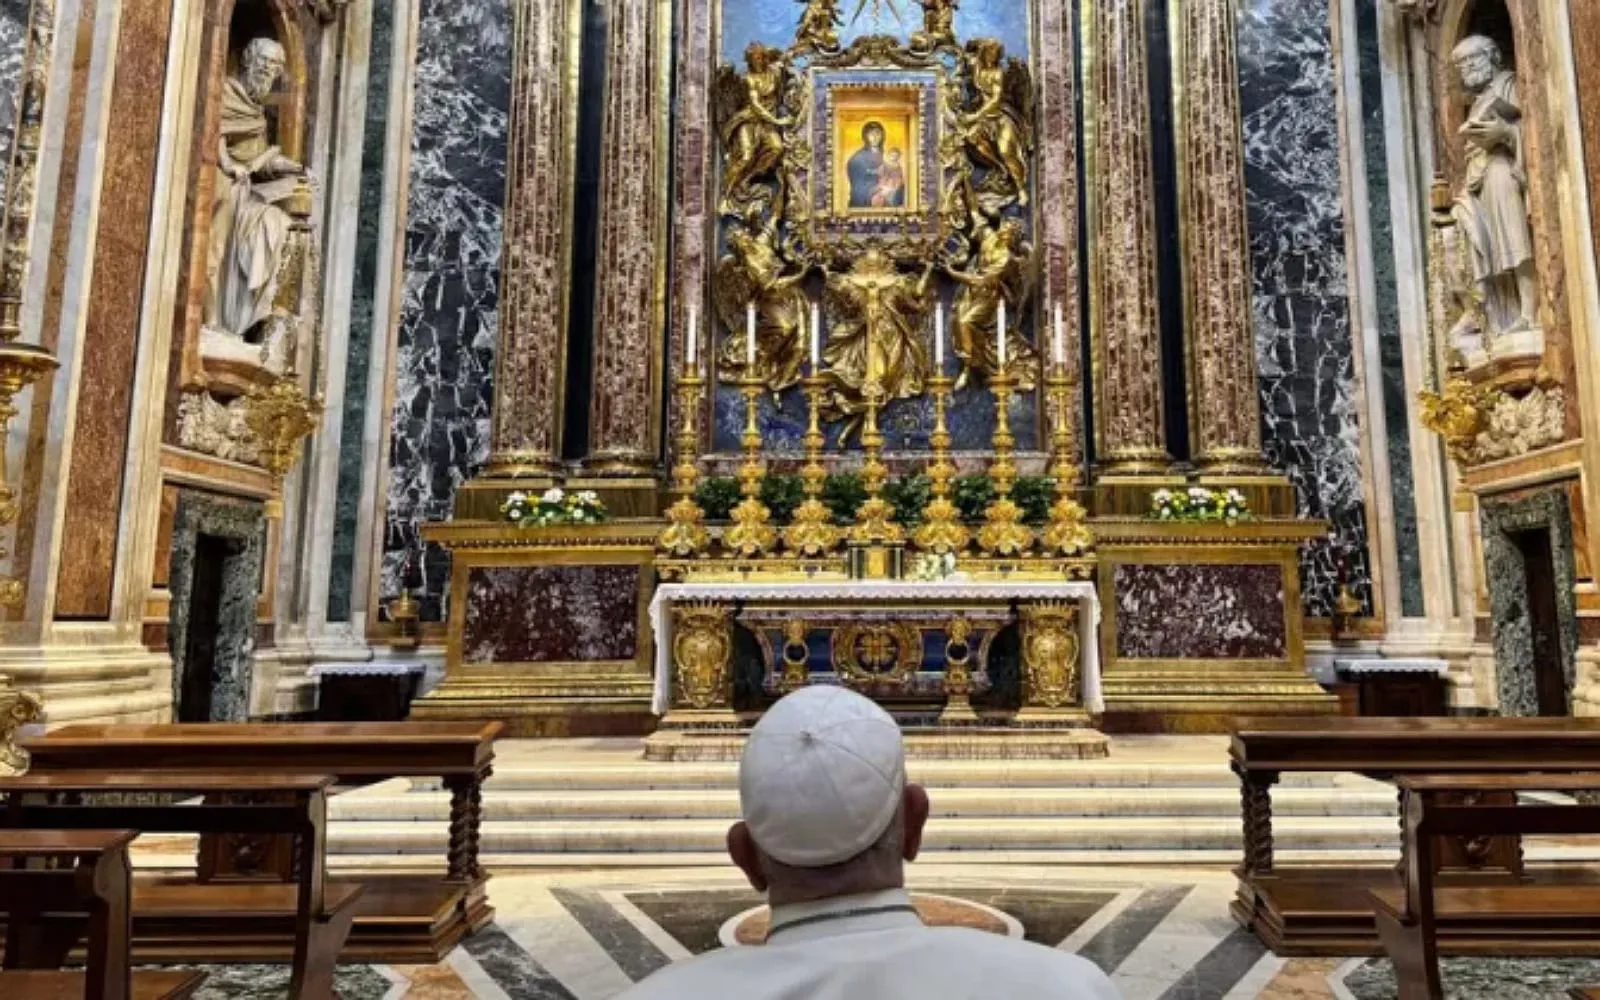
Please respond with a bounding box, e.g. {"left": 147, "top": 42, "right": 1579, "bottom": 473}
{"left": 976, "top": 360, "right": 1034, "bottom": 557}
{"left": 659, "top": 370, "right": 711, "bottom": 557}
{"left": 784, "top": 374, "right": 841, "bottom": 556}
{"left": 1041, "top": 365, "right": 1092, "bottom": 556}
{"left": 848, "top": 380, "right": 903, "bottom": 545}
{"left": 913, "top": 373, "right": 968, "bottom": 554}
{"left": 725, "top": 375, "right": 777, "bottom": 557}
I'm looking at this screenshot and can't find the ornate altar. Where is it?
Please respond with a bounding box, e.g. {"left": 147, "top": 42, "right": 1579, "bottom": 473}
{"left": 415, "top": 0, "right": 1335, "bottom": 739}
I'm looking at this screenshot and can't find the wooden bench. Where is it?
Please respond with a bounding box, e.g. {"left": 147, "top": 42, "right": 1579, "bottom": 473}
{"left": 1229, "top": 716, "right": 1600, "bottom": 955}
{"left": 1571, "top": 989, "right": 1600, "bottom": 1000}
{"left": 0, "top": 970, "right": 206, "bottom": 1000}
{"left": 0, "top": 830, "right": 209, "bottom": 1000}
{"left": 21, "top": 721, "right": 501, "bottom": 962}
{"left": 1371, "top": 774, "right": 1600, "bottom": 1000}
{"left": 0, "top": 772, "right": 362, "bottom": 998}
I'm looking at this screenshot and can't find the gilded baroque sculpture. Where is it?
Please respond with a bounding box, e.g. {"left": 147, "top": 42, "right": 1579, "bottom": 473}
{"left": 1443, "top": 35, "right": 1538, "bottom": 354}
{"left": 204, "top": 37, "right": 315, "bottom": 375}
{"left": 796, "top": 0, "right": 843, "bottom": 52}
{"left": 715, "top": 44, "right": 791, "bottom": 222}
{"left": 911, "top": 0, "right": 958, "bottom": 51}
{"left": 821, "top": 251, "right": 934, "bottom": 432}
{"left": 0, "top": 682, "right": 42, "bottom": 776}
{"left": 953, "top": 39, "right": 1032, "bottom": 208}
{"left": 715, "top": 226, "right": 811, "bottom": 396}
{"left": 946, "top": 207, "right": 1036, "bottom": 390}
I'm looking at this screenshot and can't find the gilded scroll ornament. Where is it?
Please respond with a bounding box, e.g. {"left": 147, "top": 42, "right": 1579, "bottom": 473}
{"left": 0, "top": 681, "right": 42, "bottom": 776}
{"left": 715, "top": 45, "right": 791, "bottom": 222}
{"left": 832, "top": 620, "right": 921, "bottom": 687}
{"left": 243, "top": 377, "right": 323, "bottom": 479}
{"left": 1418, "top": 376, "right": 1494, "bottom": 465}
{"left": 673, "top": 603, "right": 735, "bottom": 710}
{"left": 780, "top": 619, "right": 812, "bottom": 692}
{"left": 1020, "top": 602, "right": 1080, "bottom": 711}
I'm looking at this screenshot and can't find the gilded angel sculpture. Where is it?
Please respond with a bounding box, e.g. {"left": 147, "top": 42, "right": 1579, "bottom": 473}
{"left": 714, "top": 226, "right": 811, "bottom": 396}
{"left": 955, "top": 39, "right": 1033, "bottom": 208}
{"left": 912, "top": 0, "right": 957, "bottom": 50}
{"left": 821, "top": 250, "right": 935, "bottom": 438}
{"left": 946, "top": 211, "right": 1038, "bottom": 392}
{"left": 714, "top": 44, "right": 791, "bottom": 221}
{"left": 796, "top": 0, "right": 842, "bottom": 52}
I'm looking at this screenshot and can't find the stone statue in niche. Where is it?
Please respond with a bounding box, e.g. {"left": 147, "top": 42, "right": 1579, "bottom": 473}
{"left": 203, "top": 36, "right": 314, "bottom": 378}
{"left": 1446, "top": 34, "right": 1538, "bottom": 351}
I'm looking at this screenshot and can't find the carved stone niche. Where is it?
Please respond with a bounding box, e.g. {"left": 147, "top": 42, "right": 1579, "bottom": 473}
{"left": 1422, "top": 0, "right": 1560, "bottom": 398}
{"left": 173, "top": 0, "right": 323, "bottom": 470}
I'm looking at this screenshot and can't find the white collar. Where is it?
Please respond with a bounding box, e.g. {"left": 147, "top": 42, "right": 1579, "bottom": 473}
{"left": 765, "top": 888, "right": 923, "bottom": 945}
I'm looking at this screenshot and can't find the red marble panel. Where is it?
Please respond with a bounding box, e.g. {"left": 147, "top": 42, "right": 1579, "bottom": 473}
{"left": 462, "top": 565, "right": 641, "bottom": 664}
{"left": 1114, "top": 563, "right": 1287, "bottom": 660}
{"left": 55, "top": 0, "right": 174, "bottom": 618}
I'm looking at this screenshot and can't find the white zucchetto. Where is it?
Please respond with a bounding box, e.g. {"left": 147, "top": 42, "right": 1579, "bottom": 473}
{"left": 738, "top": 685, "right": 907, "bottom": 868}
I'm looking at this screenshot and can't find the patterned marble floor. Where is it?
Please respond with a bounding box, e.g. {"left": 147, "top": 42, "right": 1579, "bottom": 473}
{"left": 188, "top": 866, "right": 1600, "bottom": 999}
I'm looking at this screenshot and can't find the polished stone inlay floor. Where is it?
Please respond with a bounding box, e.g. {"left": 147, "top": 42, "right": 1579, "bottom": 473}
{"left": 158, "top": 867, "right": 1600, "bottom": 998}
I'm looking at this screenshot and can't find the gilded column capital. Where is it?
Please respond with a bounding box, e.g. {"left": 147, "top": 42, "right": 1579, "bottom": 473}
{"left": 1173, "top": 0, "right": 1270, "bottom": 475}
{"left": 1088, "top": 0, "right": 1171, "bottom": 475}
{"left": 484, "top": 0, "right": 584, "bottom": 478}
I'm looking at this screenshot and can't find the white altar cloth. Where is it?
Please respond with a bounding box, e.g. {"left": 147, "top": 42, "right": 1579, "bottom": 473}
{"left": 649, "top": 580, "right": 1102, "bottom": 715}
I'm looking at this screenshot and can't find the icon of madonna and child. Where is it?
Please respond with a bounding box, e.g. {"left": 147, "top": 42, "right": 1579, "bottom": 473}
{"left": 845, "top": 121, "right": 909, "bottom": 210}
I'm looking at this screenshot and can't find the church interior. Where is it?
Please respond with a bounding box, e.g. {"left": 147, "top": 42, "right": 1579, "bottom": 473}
{"left": 3, "top": 0, "right": 1600, "bottom": 995}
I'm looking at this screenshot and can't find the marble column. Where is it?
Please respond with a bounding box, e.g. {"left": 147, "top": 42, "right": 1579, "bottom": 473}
{"left": 482, "top": 0, "right": 580, "bottom": 479}
{"left": 1172, "top": 0, "right": 1268, "bottom": 475}
{"left": 585, "top": 0, "right": 667, "bottom": 477}
{"left": 1089, "top": 0, "right": 1171, "bottom": 474}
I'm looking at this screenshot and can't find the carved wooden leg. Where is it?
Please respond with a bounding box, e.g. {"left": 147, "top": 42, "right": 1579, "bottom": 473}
{"left": 1014, "top": 602, "right": 1089, "bottom": 726}
{"left": 446, "top": 771, "right": 487, "bottom": 883}
{"left": 1236, "top": 764, "right": 1279, "bottom": 878}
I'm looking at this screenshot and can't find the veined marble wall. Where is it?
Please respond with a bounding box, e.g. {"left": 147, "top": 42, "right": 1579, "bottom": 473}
{"left": 330, "top": 0, "right": 396, "bottom": 623}
{"left": 1238, "top": 0, "right": 1370, "bottom": 618}
{"left": 0, "top": 0, "right": 27, "bottom": 194}
{"left": 383, "top": 0, "right": 508, "bottom": 620}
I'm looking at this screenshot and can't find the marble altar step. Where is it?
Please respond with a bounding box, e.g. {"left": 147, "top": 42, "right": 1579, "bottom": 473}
{"left": 328, "top": 785, "right": 1398, "bottom": 822}
{"left": 327, "top": 814, "right": 1398, "bottom": 857}
{"left": 319, "top": 737, "right": 1408, "bottom": 865}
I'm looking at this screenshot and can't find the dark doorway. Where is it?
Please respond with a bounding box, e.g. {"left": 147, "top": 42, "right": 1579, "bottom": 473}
{"left": 179, "top": 534, "right": 234, "bottom": 722}
{"left": 1514, "top": 528, "right": 1569, "bottom": 717}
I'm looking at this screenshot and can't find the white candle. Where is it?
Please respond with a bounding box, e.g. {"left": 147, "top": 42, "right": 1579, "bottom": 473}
{"left": 810, "top": 302, "right": 821, "bottom": 373}
{"left": 686, "top": 305, "right": 698, "bottom": 369}
{"left": 1053, "top": 302, "right": 1065, "bottom": 368}
{"left": 997, "top": 300, "right": 1008, "bottom": 368}
{"left": 746, "top": 301, "right": 757, "bottom": 367}
{"left": 935, "top": 303, "right": 945, "bottom": 369}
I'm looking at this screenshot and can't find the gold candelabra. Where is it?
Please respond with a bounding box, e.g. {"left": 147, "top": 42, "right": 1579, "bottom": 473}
{"left": 0, "top": 343, "right": 58, "bottom": 608}
{"left": 725, "top": 374, "right": 777, "bottom": 557}
{"left": 848, "top": 380, "right": 903, "bottom": 546}
{"left": 913, "top": 373, "right": 968, "bottom": 554}
{"left": 976, "top": 359, "right": 1034, "bottom": 557}
{"left": 659, "top": 369, "right": 711, "bottom": 556}
{"left": 783, "top": 374, "right": 841, "bottom": 556}
{"left": 1040, "top": 364, "right": 1092, "bottom": 556}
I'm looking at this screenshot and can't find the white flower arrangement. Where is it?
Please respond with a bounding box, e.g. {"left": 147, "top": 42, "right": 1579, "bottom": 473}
{"left": 910, "top": 551, "right": 960, "bottom": 582}
{"left": 501, "top": 487, "right": 608, "bottom": 528}
{"left": 1149, "top": 486, "right": 1250, "bottom": 523}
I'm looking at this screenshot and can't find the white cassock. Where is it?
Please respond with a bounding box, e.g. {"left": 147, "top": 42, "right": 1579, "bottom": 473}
{"left": 614, "top": 888, "right": 1123, "bottom": 1000}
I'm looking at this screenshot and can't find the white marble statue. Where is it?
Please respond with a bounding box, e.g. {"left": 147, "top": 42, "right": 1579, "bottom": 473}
{"left": 203, "top": 37, "right": 311, "bottom": 357}
{"left": 1450, "top": 34, "right": 1537, "bottom": 343}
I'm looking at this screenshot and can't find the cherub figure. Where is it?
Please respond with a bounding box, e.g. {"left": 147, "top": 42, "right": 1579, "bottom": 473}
{"left": 912, "top": 0, "right": 957, "bottom": 50}
{"left": 945, "top": 211, "right": 1038, "bottom": 391}
{"left": 796, "top": 0, "right": 842, "bottom": 52}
